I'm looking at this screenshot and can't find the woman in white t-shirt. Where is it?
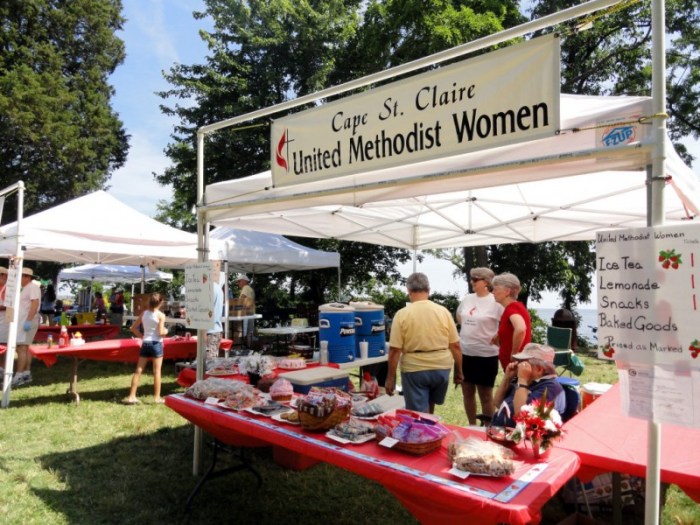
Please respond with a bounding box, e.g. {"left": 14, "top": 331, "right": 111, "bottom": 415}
{"left": 455, "top": 267, "right": 504, "bottom": 425}
{"left": 125, "top": 293, "right": 168, "bottom": 405}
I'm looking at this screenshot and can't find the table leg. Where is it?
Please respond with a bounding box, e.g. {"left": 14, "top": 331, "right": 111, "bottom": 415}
{"left": 185, "top": 438, "right": 263, "bottom": 512}
{"left": 66, "top": 356, "right": 80, "bottom": 404}
{"left": 612, "top": 472, "right": 621, "bottom": 525}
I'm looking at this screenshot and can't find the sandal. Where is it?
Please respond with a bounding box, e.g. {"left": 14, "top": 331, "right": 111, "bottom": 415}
{"left": 123, "top": 398, "right": 141, "bottom": 405}
{"left": 154, "top": 398, "right": 165, "bottom": 404}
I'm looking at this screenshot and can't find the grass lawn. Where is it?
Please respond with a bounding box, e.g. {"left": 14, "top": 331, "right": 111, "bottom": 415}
{"left": 0, "top": 349, "right": 698, "bottom": 525}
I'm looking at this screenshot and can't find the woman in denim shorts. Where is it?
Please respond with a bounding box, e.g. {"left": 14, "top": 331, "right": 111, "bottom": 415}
{"left": 124, "top": 293, "right": 168, "bottom": 404}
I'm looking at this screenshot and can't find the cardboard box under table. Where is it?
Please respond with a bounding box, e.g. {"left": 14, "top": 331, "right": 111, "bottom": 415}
{"left": 277, "top": 366, "right": 349, "bottom": 394}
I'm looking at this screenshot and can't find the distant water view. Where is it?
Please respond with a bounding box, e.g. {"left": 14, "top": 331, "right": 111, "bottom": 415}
{"left": 535, "top": 308, "right": 597, "bottom": 343}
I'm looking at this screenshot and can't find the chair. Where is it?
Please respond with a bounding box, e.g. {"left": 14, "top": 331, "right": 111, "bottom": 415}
{"left": 547, "top": 326, "right": 574, "bottom": 375}
{"left": 556, "top": 377, "right": 581, "bottom": 422}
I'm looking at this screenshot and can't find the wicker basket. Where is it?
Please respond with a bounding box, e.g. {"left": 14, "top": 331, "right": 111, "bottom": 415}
{"left": 299, "top": 405, "right": 351, "bottom": 432}
{"left": 375, "top": 427, "right": 444, "bottom": 456}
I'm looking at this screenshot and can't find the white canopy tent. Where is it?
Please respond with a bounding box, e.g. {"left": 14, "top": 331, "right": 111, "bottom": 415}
{"left": 210, "top": 226, "right": 340, "bottom": 273}
{"left": 0, "top": 191, "right": 213, "bottom": 267}
{"left": 203, "top": 94, "right": 699, "bottom": 249}
{"left": 57, "top": 264, "right": 174, "bottom": 283}
{"left": 193, "top": 5, "right": 693, "bottom": 516}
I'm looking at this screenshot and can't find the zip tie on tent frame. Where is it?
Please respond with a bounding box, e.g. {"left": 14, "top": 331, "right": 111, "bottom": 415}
{"left": 558, "top": 0, "right": 642, "bottom": 36}
{"left": 558, "top": 112, "right": 668, "bottom": 135}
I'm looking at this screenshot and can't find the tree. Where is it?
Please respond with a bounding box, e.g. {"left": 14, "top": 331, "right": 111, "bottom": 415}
{"left": 0, "top": 0, "right": 129, "bottom": 217}
{"left": 156, "top": 0, "right": 364, "bottom": 231}
{"left": 528, "top": 0, "right": 700, "bottom": 164}
{"left": 157, "top": 0, "right": 525, "bottom": 303}
{"left": 431, "top": 242, "right": 596, "bottom": 308}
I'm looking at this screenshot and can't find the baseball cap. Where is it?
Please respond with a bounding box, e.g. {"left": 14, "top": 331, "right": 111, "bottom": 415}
{"left": 237, "top": 274, "right": 250, "bottom": 282}
{"left": 22, "top": 267, "right": 36, "bottom": 277}
{"left": 511, "top": 343, "right": 555, "bottom": 363}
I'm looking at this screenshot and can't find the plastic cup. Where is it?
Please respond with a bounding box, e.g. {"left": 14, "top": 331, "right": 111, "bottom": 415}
{"left": 359, "top": 341, "right": 369, "bottom": 359}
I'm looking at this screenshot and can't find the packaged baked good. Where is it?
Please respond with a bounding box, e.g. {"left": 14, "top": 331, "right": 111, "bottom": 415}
{"left": 448, "top": 437, "right": 516, "bottom": 477}
{"left": 185, "top": 378, "right": 248, "bottom": 400}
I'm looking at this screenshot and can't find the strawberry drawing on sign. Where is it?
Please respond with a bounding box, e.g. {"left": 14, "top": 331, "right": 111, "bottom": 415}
{"left": 601, "top": 343, "right": 615, "bottom": 358}
{"left": 658, "top": 249, "right": 682, "bottom": 270}
{"left": 689, "top": 339, "right": 700, "bottom": 359}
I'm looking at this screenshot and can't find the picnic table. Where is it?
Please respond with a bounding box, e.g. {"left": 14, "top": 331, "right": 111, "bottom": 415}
{"left": 29, "top": 337, "right": 232, "bottom": 404}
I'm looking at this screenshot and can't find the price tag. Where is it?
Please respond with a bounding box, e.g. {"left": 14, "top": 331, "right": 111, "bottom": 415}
{"left": 448, "top": 467, "right": 470, "bottom": 479}
{"left": 379, "top": 436, "right": 399, "bottom": 448}
{"left": 205, "top": 397, "right": 220, "bottom": 406}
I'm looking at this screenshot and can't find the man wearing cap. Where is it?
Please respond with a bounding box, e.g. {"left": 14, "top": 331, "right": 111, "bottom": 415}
{"left": 491, "top": 343, "right": 566, "bottom": 428}
{"left": 12, "top": 267, "right": 41, "bottom": 386}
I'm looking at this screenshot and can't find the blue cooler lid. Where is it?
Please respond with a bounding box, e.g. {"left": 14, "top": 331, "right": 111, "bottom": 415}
{"left": 319, "top": 302, "right": 355, "bottom": 312}
{"left": 349, "top": 301, "right": 383, "bottom": 311}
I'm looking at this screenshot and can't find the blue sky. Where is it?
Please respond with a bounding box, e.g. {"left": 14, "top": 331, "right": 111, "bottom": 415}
{"left": 106, "top": 0, "right": 698, "bottom": 306}
{"left": 108, "top": 0, "right": 209, "bottom": 216}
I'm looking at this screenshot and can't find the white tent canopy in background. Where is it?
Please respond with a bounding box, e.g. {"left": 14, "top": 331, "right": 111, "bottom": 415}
{"left": 0, "top": 191, "right": 212, "bottom": 267}
{"left": 210, "top": 227, "right": 340, "bottom": 273}
{"left": 204, "top": 94, "right": 700, "bottom": 249}
{"left": 57, "top": 264, "right": 173, "bottom": 283}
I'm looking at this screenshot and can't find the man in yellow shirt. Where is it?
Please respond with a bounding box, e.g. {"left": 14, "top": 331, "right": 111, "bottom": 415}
{"left": 386, "top": 272, "right": 463, "bottom": 414}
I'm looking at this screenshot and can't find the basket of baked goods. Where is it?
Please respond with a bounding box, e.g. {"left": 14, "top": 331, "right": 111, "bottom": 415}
{"left": 447, "top": 436, "right": 516, "bottom": 477}
{"left": 374, "top": 409, "right": 450, "bottom": 456}
{"left": 297, "top": 387, "right": 353, "bottom": 431}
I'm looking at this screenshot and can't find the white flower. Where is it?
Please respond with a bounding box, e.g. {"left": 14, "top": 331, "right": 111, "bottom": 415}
{"left": 549, "top": 409, "right": 562, "bottom": 426}
{"left": 544, "top": 419, "right": 559, "bottom": 433}
{"left": 239, "top": 353, "right": 274, "bottom": 376}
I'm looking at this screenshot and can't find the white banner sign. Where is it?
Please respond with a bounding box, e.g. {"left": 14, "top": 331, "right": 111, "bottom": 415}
{"left": 596, "top": 223, "right": 700, "bottom": 369}
{"left": 271, "top": 35, "right": 560, "bottom": 187}
{"left": 184, "top": 262, "right": 216, "bottom": 330}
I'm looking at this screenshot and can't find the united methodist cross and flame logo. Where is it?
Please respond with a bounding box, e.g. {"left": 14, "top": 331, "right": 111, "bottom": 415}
{"left": 275, "top": 129, "right": 291, "bottom": 172}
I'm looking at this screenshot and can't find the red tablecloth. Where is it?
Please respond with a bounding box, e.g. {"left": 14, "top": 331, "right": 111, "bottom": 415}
{"left": 34, "top": 324, "right": 121, "bottom": 343}
{"left": 166, "top": 394, "right": 580, "bottom": 525}
{"left": 30, "top": 337, "right": 233, "bottom": 367}
{"left": 558, "top": 383, "right": 700, "bottom": 503}
{"left": 176, "top": 361, "right": 339, "bottom": 388}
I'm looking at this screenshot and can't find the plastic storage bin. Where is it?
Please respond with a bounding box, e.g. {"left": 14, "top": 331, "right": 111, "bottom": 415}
{"left": 277, "top": 367, "right": 350, "bottom": 394}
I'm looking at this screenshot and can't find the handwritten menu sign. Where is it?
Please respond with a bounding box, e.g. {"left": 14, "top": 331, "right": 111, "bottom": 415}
{"left": 184, "top": 262, "right": 215, "bottom": 330}
{"left": 596, "top": 224, "right": 700, "bottom": 426}
{"left": 596, "top": 224, "right": 700, "bottom": 368}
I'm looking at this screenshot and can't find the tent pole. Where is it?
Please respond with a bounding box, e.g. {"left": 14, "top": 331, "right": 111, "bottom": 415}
{"left": 644, "top": 0, "right": 666, "bottom": 524}
{"left": 2, "top": 181, "right": 25, "bottom": 408}
{"left": 223, "top": 261, "right": 229, "bottom": 340}
{"left": 193, "top": 132, "right": 207, "bottom": 476}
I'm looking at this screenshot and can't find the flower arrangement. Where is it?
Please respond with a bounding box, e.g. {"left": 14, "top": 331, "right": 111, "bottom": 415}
{"left": 509, "top": 390, "right": 564, "bottom": 456}
{"left": 238, "top": 353, "right": 274, "bottom": 377}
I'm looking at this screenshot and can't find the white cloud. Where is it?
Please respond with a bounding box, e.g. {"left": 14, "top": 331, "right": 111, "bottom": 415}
{"left": 108, "top": 129, "right": 173, "bottom": 216}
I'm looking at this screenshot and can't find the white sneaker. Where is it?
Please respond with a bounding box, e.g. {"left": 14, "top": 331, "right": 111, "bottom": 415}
{"left": 23, "top": 372, "right": 32, "bottom": 385}
{"left": 11, "top": 374, "right": 25, "bottom": 387}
